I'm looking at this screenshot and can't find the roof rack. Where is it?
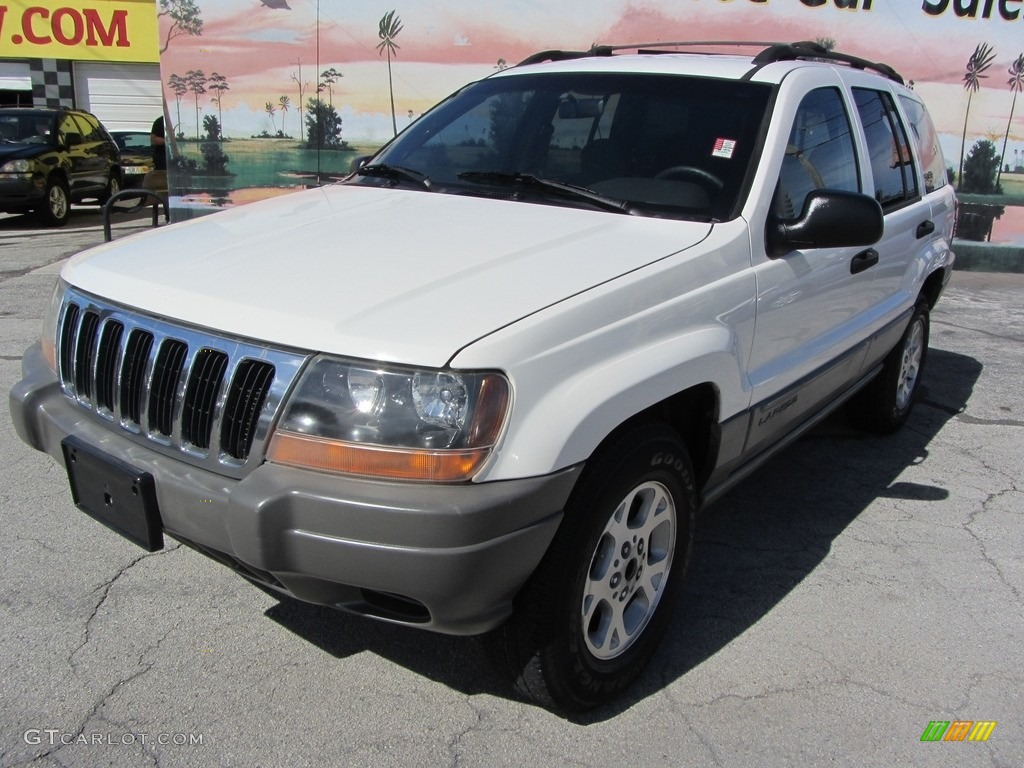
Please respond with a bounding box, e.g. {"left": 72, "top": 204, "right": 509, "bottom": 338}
{"left": 591, "top": 40, "right": 787, "bottom": 56}
{"left": 517, "top": 49, "right": 602, "bottom": 67}
{"left": 516, "top": 40, "right": 904, "bottom": 85}
{"left": 752, "top": 41, "right": 904, "bottom": 84}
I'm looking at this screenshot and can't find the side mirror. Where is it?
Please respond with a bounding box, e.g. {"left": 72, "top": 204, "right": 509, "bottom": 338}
{"left": 767, "top": 189, "right": 883, "bottom": 257}
{"left": 349, "top": 155, "right": 373, "bottom": 173}
{"left": 62, "top": 132, "right": 83, "bottom": 148}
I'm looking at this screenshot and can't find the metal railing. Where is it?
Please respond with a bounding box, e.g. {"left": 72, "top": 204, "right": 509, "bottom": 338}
{"left": 102, "top": 187, "right": 169, "bottom": 242}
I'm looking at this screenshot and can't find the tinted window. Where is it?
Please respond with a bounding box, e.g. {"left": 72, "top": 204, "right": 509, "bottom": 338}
{"left": 58, "top": 114, "right": 82, "bottom": 146}
{"left": 774, "top": 87, "right": 859, "bottom": 220}
{"left": 0, "top": 112, "right": 55, "bottom": 144}
{"left": 899, "top": 95, "right": 948, "bottom": 193}
{"left": 853, "top": 88, "right": 919, "bottom": 209}
{"left": 72, "top": 113, "right": 104, "bottom": 143}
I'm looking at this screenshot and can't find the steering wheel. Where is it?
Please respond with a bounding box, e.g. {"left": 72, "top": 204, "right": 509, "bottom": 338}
{"left": 653, "top": 165, "right": 725, "bottom": 191}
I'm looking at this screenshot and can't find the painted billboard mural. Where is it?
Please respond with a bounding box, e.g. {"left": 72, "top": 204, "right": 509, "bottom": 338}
{"left": 157, "top": 0, "right": 1024, "bottom": 247}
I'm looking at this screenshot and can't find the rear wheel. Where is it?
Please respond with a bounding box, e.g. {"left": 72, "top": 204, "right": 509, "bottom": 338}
{"left": 496, "top": 423, "right": 696, "bottom": 713}
{"left": 848, "top": 299, "right": 929, "bottom": 433}
{"left": 36, "top": 177, "right": 70, "bottom": 227}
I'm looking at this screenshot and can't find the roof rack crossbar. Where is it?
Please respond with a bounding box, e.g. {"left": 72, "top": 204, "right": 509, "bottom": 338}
{"left": 752, "top": 41, "right": 904, "bottom": 84}
{"left": 590, "top": 40, "right": 789, "bottom": 56}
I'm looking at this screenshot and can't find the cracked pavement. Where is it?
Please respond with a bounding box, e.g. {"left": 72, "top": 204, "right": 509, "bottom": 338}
{"left": 1, "top": 214, "right": 1021, "bottom": 767}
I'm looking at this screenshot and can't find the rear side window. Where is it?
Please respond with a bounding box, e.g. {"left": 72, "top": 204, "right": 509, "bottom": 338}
{"left": 899, "top": 95, "right": 948, "bottom": 193}
{"left": 853, "top": 88, "right": 919, "bottom": 209}
{"left": 774, "top": 87, "right": 859, "bottom": 220}
{"left": 72, "top": 113, "right": 104, "bottom": 143}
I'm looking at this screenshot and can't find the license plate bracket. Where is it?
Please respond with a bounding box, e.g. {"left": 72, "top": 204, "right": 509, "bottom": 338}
{"left": 61, "top": 436, "right": 163, "bottom": 552}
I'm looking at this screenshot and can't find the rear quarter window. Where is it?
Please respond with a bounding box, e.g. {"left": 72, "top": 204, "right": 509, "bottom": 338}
{"left": 898, "top": 95, "right": 948, "bottom": 194}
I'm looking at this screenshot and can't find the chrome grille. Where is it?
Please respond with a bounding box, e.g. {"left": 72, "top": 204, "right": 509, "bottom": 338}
{"left": 121, "top": 329, "right": 154, "bottom": 425}
{"left": 221, "top": 359, "right": 276, "bottom": 460}
{"left": 56, "top": 287, "right": 309, "bottom": 478}
{"left": 149, "top": 338, "right": 188, "bottom": 438}
{"left": 181, "top": 349, "right": 230, "bottom": 451}
{"left": 95, "top": 320, "right": 124, "bottom": 413}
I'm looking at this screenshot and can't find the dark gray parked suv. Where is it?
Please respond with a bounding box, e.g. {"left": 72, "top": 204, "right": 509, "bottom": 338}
{"left": 0, "top": 107, "right": 122, "bottom": 226}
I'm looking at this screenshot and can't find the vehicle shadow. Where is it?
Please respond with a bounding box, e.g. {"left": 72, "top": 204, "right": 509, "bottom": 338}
{"left": 261, "top": 346, "right": 982, "bottom": 722}
{"left": 0, "top": 204, "right": 155, "bottom": 232}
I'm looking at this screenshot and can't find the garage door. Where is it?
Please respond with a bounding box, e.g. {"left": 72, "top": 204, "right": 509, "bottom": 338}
{"left": 73, "top": 62, "right": 162, "bottom": 132}
{"left": 0, "top": 61, "right": 32, "bottom": 106}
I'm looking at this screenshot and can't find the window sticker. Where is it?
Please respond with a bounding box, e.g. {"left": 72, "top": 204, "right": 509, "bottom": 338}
{"left": 712, "top": 138, "right": 736, "bottom": 159}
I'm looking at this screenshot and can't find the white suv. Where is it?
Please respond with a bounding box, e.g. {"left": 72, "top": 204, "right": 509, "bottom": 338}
{"left": 10, "top": 41, "right": 955, "bottom": 713}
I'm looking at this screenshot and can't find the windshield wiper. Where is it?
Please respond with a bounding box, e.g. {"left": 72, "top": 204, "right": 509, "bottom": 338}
{"left": 457, "top": 171, "right": 635, "bottom": 215}
{"left": 356, "top": 163, "right": 433, "bottom": 190}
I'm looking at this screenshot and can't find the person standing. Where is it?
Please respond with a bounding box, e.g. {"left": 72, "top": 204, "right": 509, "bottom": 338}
{"left": 150, "top": 115, "right": 167, "bottom": 171}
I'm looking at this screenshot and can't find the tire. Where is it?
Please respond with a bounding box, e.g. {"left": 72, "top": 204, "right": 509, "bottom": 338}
{"left": 848, "top": 299, "right": 929, "bottom": 434}
{"left": 98, "top": 170, "right": 121, "bottom": 205}
{"left": 495, "top": 423, "right": 696, "bottom": 713}
{"left": 36, "top": 177, "right": 70, "bottom": 227}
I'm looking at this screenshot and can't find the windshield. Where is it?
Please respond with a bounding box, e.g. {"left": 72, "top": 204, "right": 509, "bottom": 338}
{"left": 360, "top": 72, "right": 771, "bottom": 221}
{"left": 115, "top": 132, "right": 152, "bottom": 151}
{"left": 0, "top": 113, "right": 56, "bottom": 146}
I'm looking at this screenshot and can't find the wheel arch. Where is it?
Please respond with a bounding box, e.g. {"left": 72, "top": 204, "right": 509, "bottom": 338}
{"left": 560, "top": 381, "right": 720, "bottom": 496}
{"left": 920, "top": 265, "right": 948, "bottom": 310}
{"left": 615, "top": 383, "right": 719, "bottom": 490}
{"left": 46, "top": 168, "right": 69, "bottom": 187}
{"left": 482, "top": 332, "right": 744, "bottom": 483}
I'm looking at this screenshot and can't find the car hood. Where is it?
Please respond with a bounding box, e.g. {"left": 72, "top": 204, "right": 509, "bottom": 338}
{"left": 63, "top": 184, "right": 712, "bottom": 367}
{"left": 0, "top": 143, "right": 50, "bottom": 161}
{"left": 119, "top": 151, "right": 151, "bottom": 165}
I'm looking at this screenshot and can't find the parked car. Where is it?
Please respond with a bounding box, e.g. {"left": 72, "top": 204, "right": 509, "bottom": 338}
{"left": 0, "top": 107, "right": 122, "bottom": 226}
{"left": 10, "top": 41, "right": 955, "bottom": 713}
{"left": 111, "top": 130, "right": 154, "bottom": 188}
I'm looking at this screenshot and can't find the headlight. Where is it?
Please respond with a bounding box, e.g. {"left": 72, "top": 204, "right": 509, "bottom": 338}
{"left": 39, "top": 279, "right": 66, "bottom": 373}
{"left": 1, "top": 159, "right": 32, "bottom": 173}
{"left": 267, "top": 357, "right": 510, "bottom": 482}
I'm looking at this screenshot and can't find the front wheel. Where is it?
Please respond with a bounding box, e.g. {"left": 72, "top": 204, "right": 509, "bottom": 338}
{"left": 496, "top": 423, "right": 696, "bottom": 713}
{"left": 36, "top": 177, "right": 70, "bottom": 227}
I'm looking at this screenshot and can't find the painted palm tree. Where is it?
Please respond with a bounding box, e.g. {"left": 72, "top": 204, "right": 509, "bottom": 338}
{"left": 185, "top": 69, "right": 207, "bottom": 139}
{"left": 265, "top": 102, "right": 277, "bottom": 134}
{"left": 319, "top": 67, "right": 343, "bottom": 108}
{"left": 376, "top": 10, "right": 403, "bottom": 136}
{"left": 278, "top": 95, "right": 291, "bottom": 136}
{"left": 290, "top": 62, "right": 309, "bottom": 144}
{"left": 167, "top": 73, "right": 188, "bottom": 137}
{"left": 997, "top": 53, "right": 1024, "bottom": 188}
{"left": 208, "top": 72, "right": 229, "bottom": 140}
{"left": 958, "top": 42, "right": 996, "bottom": 189}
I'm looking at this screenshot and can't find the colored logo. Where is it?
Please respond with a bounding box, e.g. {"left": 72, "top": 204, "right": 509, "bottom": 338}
{"left": 920, "top": 721, "right": 997, "bottom": 742}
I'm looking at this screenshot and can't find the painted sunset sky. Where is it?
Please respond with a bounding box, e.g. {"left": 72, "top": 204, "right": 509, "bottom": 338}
{"left": 160, "top": 0, "right": 1024, "bottom": 153}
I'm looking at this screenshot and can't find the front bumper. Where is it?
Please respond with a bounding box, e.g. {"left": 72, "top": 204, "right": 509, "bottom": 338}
{"left": 0, "top": 174, "right": 45, "bottom": 210}
{"left": 10, "top": 343, "right": 579, "bottom": 635}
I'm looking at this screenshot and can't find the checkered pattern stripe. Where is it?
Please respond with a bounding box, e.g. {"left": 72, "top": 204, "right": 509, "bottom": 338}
{"left": 30, "top": 59, "right": 74, "bottom": 107}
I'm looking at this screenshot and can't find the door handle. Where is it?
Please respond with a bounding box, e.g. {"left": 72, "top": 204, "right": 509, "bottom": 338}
{"left": 850, "top": 248, "right": 879, "bottom": 274}
{"left": 916, "top": 220, "right": 935, "bottom": 239}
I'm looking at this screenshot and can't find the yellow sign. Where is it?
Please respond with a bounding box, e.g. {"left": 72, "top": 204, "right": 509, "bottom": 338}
{"left": 0, "top": 1, "right": 158, "bottom": 62}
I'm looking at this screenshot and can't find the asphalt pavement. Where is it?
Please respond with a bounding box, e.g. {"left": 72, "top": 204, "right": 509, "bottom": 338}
{"left": 1, "top": 210, "right": 1021, "bottom": 767}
